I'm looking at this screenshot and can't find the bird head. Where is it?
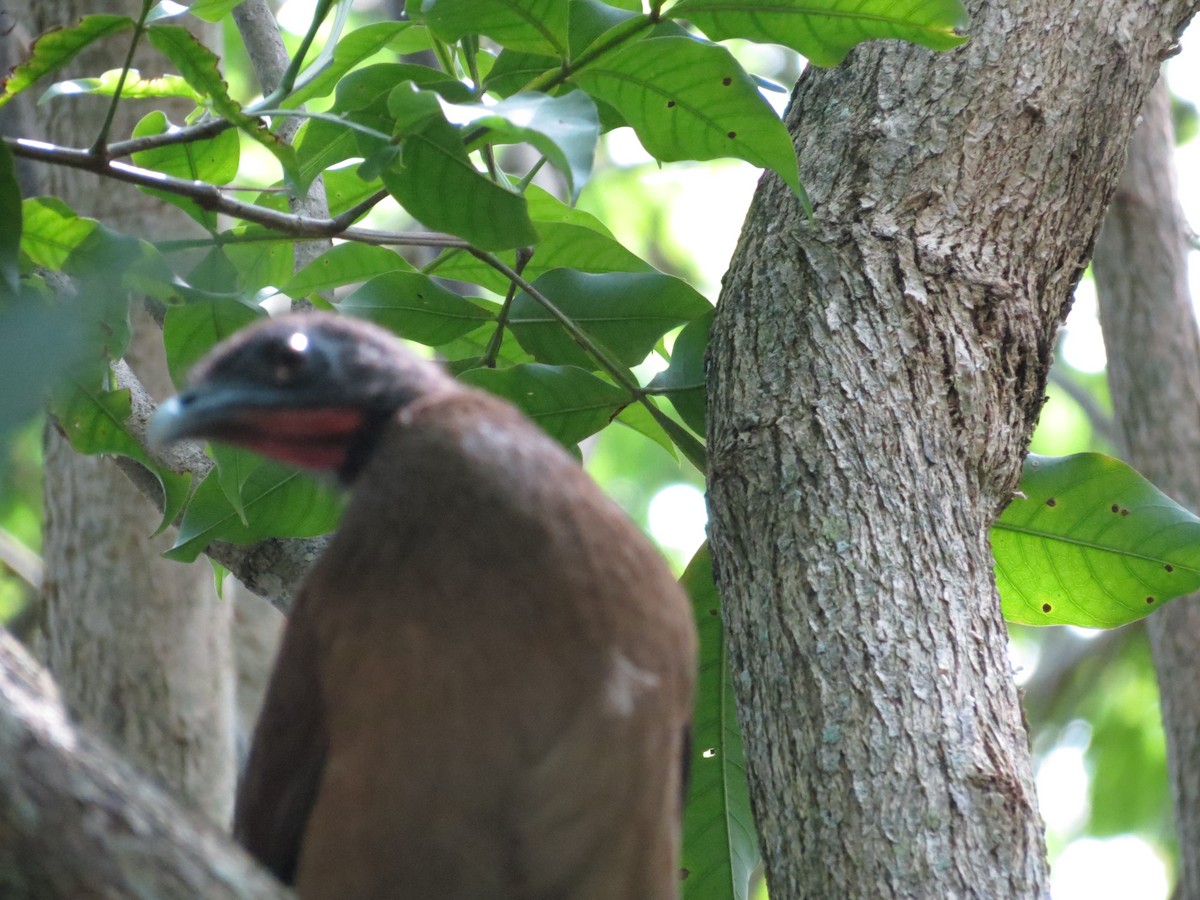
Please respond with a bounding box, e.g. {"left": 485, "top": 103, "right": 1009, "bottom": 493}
{"left": 148, "top": 312, "right": 450, "bottom": 480}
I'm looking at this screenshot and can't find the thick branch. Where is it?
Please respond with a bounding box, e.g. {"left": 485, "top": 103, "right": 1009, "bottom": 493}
{"left": 1093, "top": 74, "right": 1200, "bottom": 900}
{"left": 0, "top": 629, "right": 291, "bottom": 898}
{"left": 111, "top": 361, "right": 323, "bottom": 613}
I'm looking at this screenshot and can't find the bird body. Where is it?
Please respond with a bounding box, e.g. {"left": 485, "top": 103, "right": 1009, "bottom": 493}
{"left": 149, "top": 314, "right": 697, "bottom": 899}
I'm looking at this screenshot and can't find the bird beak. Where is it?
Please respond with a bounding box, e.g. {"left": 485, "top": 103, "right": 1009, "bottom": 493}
{"left": 146, "top": 384, "right": 265, "bottom": 450}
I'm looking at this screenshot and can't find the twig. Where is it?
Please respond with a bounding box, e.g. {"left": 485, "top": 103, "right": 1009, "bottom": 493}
{"left": 1047, "top": 364, "right": 1118, "bottom": 446}
{"left": 7, "top": 138, "right": 465, "bottom": 248}
{"left": 0, "top": 527, "right": 41, "bottom": 591}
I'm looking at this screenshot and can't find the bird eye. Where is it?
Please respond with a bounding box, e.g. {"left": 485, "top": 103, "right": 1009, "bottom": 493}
{"left": 264, "top": 332, "right": 313, "bottom": 384}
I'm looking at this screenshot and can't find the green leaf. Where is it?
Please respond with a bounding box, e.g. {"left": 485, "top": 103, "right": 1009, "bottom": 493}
{"left": 323, "top": 165, "right": 383, "bottom": 217}
{"left": 510, "top": 269, "right": 711, "bottom": 369}
{"left": 438, "top": 91, "right": 599, "bottom": 199}
{"left": 680, "top": 544, "right": 759, "bottom": 900}
{"left": 570, "top": 36, "right": 801, "bottom": 195}
{"left": 429, "top": 186, "right": 651, "bottom": 292}
{"left": 147, "top": 24, "right": 300, "bottom": 187}
{"left": 993, "top": 453, "right": 1200, "bottom": 627}
{"left": 50, "top": 382, "right": 192, "bottom": 534}
{"left": 282, "top": 243, "right": 414, "bottom": 299}
{"left": 162, "top": 297, "right": 265, "bottom": 388}
{"left": 381, "top": 115, "right": 539, "bottom": 250}
{"left": 0, "top": 15, "right": 134, "bottom": 108}
{"left": 484, "top": 49, "right": 561, "bottom": 97}
{"left": 0, "top": 141, "right": 21, "bottom": 295}
{"left": 210, "top": 444, "right": 260, "bottom": 525}
{"left": 459, "top": 363, "right": 628, "bottom": 446}
{"left": 340, "top": 272, "right": 495, "bottom": 346}
{"left": 439, "top": 324, "right": 536, "bottom": 371}
{"left": 21, "top": 201, "right": 166, "bottom": 362}
{"left": 419, "top": 0, "right": 569, "bottom": 56}
{"left": 21, "top": 197, "right": 97, "bottom": 270}
{"left": 131, "top": 110, "right": 239, "bottom": 230}
{"left": 615, "top": 401, "right": 677, "bottom": 460}
{"left": 185, "top": 0, "right": 245, "bottom": 22}
{"left": 649, "top": 310, "right": 711, "bottom": 435}
{"left": 42, "top": 68, "right": 201, "bottom": 104}
{"left": 222, "top": 227, "right": 295, "bottom": 294}
{"left": 668, "top": 0, "right": 970, "bottom": 67}
{"left": 285, "top": 21, "right": 414, "bottom": 108}
{"left": 166, "top": 462, "right": 342, "bottom": 562}
{"left": 333, "top": 63, "right": 476, "bottom": 113}
{"left": 568, "top": 0, "right": 643, "bottom": 59}
{"left": 0, "top": 291, "right": 91, "bottom": 443}
{"left": 292, "top": 65, "right": 475, "bottom": 193}
{"left": 146, "top": 1, "right": 189, "bottom": 22}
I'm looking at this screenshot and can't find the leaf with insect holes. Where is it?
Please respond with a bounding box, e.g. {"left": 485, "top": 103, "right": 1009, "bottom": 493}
{"left": 570, "top": 36, "right": 801, "bottom": 196}
{"left": 993, "top": 453, "right": 1200, "bottom": 627}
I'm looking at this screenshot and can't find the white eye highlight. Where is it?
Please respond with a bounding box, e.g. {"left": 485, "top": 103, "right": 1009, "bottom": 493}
{"left": 288, "top": 332, "right": 310, "bottom": 353}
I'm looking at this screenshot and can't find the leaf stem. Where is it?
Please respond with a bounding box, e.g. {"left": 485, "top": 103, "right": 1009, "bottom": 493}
{"left": 481, "top": 248, "right": 532, "bottom": 368}
{"left": 521, "top": 14, "right": 655, "bottom": 95}
{"left": 259, "top": 0, "right": 336, "bottom": 106}
{"left": 91, "top": 0, "right": 154, "bottom": 154}
{"left": 468, "top": 248, "right": 706, "bottom": 470}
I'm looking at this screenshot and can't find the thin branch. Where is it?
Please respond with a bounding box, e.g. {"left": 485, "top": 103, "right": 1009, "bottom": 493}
{"left": 263, "top": 0, "right": 337, "bottom": 106}
{"left": 481, "top": 247, "right": 532, "bottom": 367}
{"left": 7, "top": 138, "right": 465, "bottom": 248}
{"left": 0, "top": 527, "right": 41, "bottom": 591}
{"left": 1047, "top": 364, "right": 1119, "bottom": 446}
{"left": 106, "top": 118, "right": 235, "bottom": 159}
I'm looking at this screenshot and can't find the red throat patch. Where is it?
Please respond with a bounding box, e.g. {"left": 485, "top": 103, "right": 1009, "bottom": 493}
{"left": 235, "top": 406, "right": 367, "bottom": 471}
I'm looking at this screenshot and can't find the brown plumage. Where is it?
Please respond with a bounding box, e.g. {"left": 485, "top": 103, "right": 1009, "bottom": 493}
{"left": 149, "top": 312, "right": 697, "bottom": 899}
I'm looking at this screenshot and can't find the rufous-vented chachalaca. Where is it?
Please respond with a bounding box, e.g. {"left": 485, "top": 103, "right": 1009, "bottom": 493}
{"left": 148, "top": 312, "right": 698, "bottom": 899}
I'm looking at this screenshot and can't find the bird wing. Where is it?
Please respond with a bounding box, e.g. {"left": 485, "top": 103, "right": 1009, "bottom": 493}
{"left": 232, "top": 596, "right": 327, "bottom": 885}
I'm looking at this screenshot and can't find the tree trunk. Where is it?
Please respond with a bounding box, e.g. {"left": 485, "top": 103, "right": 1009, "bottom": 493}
{"left": 25, "top": 0, "right": 236, "bottom": 824}
{"left": 1093, "top": 74, "right": 1200, "bottom": 899}
{"left": 706, "top": 1, "right": 1197, "bottom": 897}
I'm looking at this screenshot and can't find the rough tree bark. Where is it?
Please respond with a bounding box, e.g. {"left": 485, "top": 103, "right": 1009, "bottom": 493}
{"left": 1093, "top": 75, "right": 1200, "bottom": 898}
{"left": 706, "top": 1, "right": 1198, "bottom": 897}
{"left": 0, "top": 631, "right": 290, "bottom": 899}
{"left": 24, "top": 0, "right": 236, "bottom": 824}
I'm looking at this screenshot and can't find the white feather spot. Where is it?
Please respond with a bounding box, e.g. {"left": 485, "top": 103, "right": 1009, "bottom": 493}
{"left": 605, "top": 650, "right": 660, "bottom": 717}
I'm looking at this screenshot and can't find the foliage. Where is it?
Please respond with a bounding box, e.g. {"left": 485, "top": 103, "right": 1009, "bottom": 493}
{"left": 995, "top": 454, "right": 1200, "bottom": 628}
{"left": 3, "top": 0, "right": 1185, "bottom": 894}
